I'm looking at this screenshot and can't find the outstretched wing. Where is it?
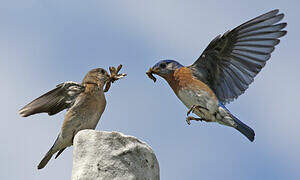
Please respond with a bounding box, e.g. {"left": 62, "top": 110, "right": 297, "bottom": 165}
{"left": 190, "top": 9, "right": 287, "bottom": 104}
{"left": 19, "top": 81, "right": 85, "bottom": 117}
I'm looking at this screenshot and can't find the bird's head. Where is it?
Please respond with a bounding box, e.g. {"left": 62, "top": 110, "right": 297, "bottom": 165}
{"left": 146, "top": 60, "right": 183, "bottom": 82}
{"left": 82, "top": 68, "right": 110, "bottom": 88}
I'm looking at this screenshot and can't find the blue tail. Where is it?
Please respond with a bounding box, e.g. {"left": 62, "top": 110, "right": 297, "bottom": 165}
{"left": 231, "top": 114, "right": 255, "bottom": 142}
{"left": 219, "top": 102, "right": 255, "bottom": 142}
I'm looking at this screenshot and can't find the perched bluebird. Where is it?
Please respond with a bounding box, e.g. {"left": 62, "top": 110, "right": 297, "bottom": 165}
{"left": 146, "top": 10, "right": 287, "bottom": 142}
{"left": 19, "top": 66, "right": 126, "bottom": 169}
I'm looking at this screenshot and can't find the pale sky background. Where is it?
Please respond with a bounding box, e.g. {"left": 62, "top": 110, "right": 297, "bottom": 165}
{"left": 1, "top": 0, "right": 299, "bottom": 179}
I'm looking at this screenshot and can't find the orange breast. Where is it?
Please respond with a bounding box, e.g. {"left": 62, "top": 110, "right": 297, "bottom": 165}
{"left": 165, "top": 67, "right": 217, "bottom": 100}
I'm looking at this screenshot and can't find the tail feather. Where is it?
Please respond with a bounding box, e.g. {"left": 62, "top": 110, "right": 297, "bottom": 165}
{"left": 219, "top": 102, "right": 255, "bottom": 142}
{"left": 55, "top": 148, "right": 66, "bottom": 159}
{"left": 38, "top": 150, "right": 54, "bottom": 169}
{"left": 232, "top": 115, "right": 255, "bottom": 142}
{"left": 37, "top": 135, "right": 60, "bottom": 169}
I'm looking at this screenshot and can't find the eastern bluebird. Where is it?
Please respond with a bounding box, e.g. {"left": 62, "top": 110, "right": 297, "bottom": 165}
{"left": 19, "top": 65, "right": 126, "bottom": 169}
{"left": 146, "top": 10, "right": 287, "bottom": 142}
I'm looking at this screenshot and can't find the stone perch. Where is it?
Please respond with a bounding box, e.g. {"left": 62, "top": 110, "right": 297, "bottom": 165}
{"left": 71, "top": 130, "right": 160, "bottom": 180}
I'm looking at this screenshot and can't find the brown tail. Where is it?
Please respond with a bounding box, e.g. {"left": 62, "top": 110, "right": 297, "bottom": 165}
{"left": 37, "top": 135, "right": 60, "bottom": 169}
{"left": 37, "top": 150, "right": 54, "bottom": 169}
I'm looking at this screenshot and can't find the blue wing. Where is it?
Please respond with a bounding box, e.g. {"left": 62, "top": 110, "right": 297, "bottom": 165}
{"left": 189, "top": 9, "right": 286, "bottom": 104}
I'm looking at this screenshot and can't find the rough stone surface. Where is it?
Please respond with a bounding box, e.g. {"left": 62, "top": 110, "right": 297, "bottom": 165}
{"left": 71, "top": 130, "right": 160, "bottom": 180}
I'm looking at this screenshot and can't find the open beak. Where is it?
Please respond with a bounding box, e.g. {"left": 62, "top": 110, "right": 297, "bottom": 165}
{"left": 146, "top": 67, "right": 158, "bottom": 83}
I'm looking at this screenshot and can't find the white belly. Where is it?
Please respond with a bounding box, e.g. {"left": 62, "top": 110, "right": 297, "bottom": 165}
{"left": 178, "top": 89, "right": 203, "bottom": 108}
{"left": 177, "top": 89, "right": 218, "bottom": 120}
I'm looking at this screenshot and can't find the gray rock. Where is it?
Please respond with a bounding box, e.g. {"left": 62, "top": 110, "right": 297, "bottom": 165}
{"left": 71, "top": 130, "right": 160, "bottom": 180}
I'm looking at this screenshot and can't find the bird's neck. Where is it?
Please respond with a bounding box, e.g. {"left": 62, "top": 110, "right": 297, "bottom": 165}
{"left": 83, "top": 82, "right": 104, "bottom": 94}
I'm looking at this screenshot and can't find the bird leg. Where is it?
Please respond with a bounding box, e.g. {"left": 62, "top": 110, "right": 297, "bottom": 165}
{"left": 186, "top": 105, "right": 209, "bottom": 125}
{"left": 186, "top": 105, "right": 209, "bottom": 116}
{"left": 186, "top": 116, "right": 204, "bottom": 125}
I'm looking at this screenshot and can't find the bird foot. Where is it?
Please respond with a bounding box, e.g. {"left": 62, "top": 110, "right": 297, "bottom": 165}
{"left": 186, "top": 105, "right": 208, "bottom": 116}
{"left": 186, "top": 116, "right": 204, "bottom": 125}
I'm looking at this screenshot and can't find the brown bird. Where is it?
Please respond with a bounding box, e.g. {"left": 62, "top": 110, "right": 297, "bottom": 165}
{"left": 19, "top": 66, "right": 126, "bottom": 169}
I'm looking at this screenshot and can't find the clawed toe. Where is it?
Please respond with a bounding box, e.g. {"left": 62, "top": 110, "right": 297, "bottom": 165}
{"left": 186, "top": 117, "right": 192, "bottom": 125}
{"left": 186, "top": 105, "right": 208, "bottom": 116}
{"left": 186, "top": 116, "right": 203, "bottom": 125}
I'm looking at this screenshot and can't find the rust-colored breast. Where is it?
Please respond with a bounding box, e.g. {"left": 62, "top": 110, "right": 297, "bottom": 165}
{"left": 165, "top": 67, "right": 217, "bottom": 100}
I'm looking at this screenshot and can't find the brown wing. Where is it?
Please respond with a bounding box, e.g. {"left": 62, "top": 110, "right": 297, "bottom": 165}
{"left": 190, "top": 9, "right": 287, "bottom": 104}
{"left": 19, "top": 81, "right": 85, "bottom": 117}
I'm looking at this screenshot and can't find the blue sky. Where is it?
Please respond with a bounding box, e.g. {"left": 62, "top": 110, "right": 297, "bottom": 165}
{"left": 1, "top": 0, "right": 299, "bottom": 179}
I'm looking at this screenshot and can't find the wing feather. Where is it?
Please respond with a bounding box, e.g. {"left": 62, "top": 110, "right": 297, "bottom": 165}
{"left": 190, "top": 9, "right": 286, "bottom": 103}
{"left": 19, "top": 81, "right": 85, "bottom": 117}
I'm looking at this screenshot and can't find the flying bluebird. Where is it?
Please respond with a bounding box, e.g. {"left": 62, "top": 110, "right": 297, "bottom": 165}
{"left": 146, "top": 10, "right": 287, "bottom": 142}
{"left": 19, "top": 65, "right": 126, "bottom": 169}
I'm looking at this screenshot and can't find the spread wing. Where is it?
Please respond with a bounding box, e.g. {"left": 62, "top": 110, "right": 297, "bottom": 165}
{"left": 190, "top": 9, "right": 287, "bottom": 104}
{"left": 19, "top": 81, "right": 85, "bottom": 117}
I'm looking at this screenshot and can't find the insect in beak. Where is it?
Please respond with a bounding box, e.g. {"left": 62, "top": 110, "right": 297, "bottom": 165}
{"left": 146, "top": 67, "right": 157, "bottom": 83}
{"left": 104, "top": 64, "right": 127, "bottom": 92}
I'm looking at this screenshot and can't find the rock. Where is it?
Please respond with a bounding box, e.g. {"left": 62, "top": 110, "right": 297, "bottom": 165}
{"left": 71, "top": 130, "right": 160, "bottom": 180}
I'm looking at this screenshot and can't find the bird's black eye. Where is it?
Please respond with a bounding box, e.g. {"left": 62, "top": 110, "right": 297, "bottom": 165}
{"left": 100, "top": 69, "right": 105, "bottom": 74}
{"left": 160, "top": 63, "right": 166, "bottom": 69}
